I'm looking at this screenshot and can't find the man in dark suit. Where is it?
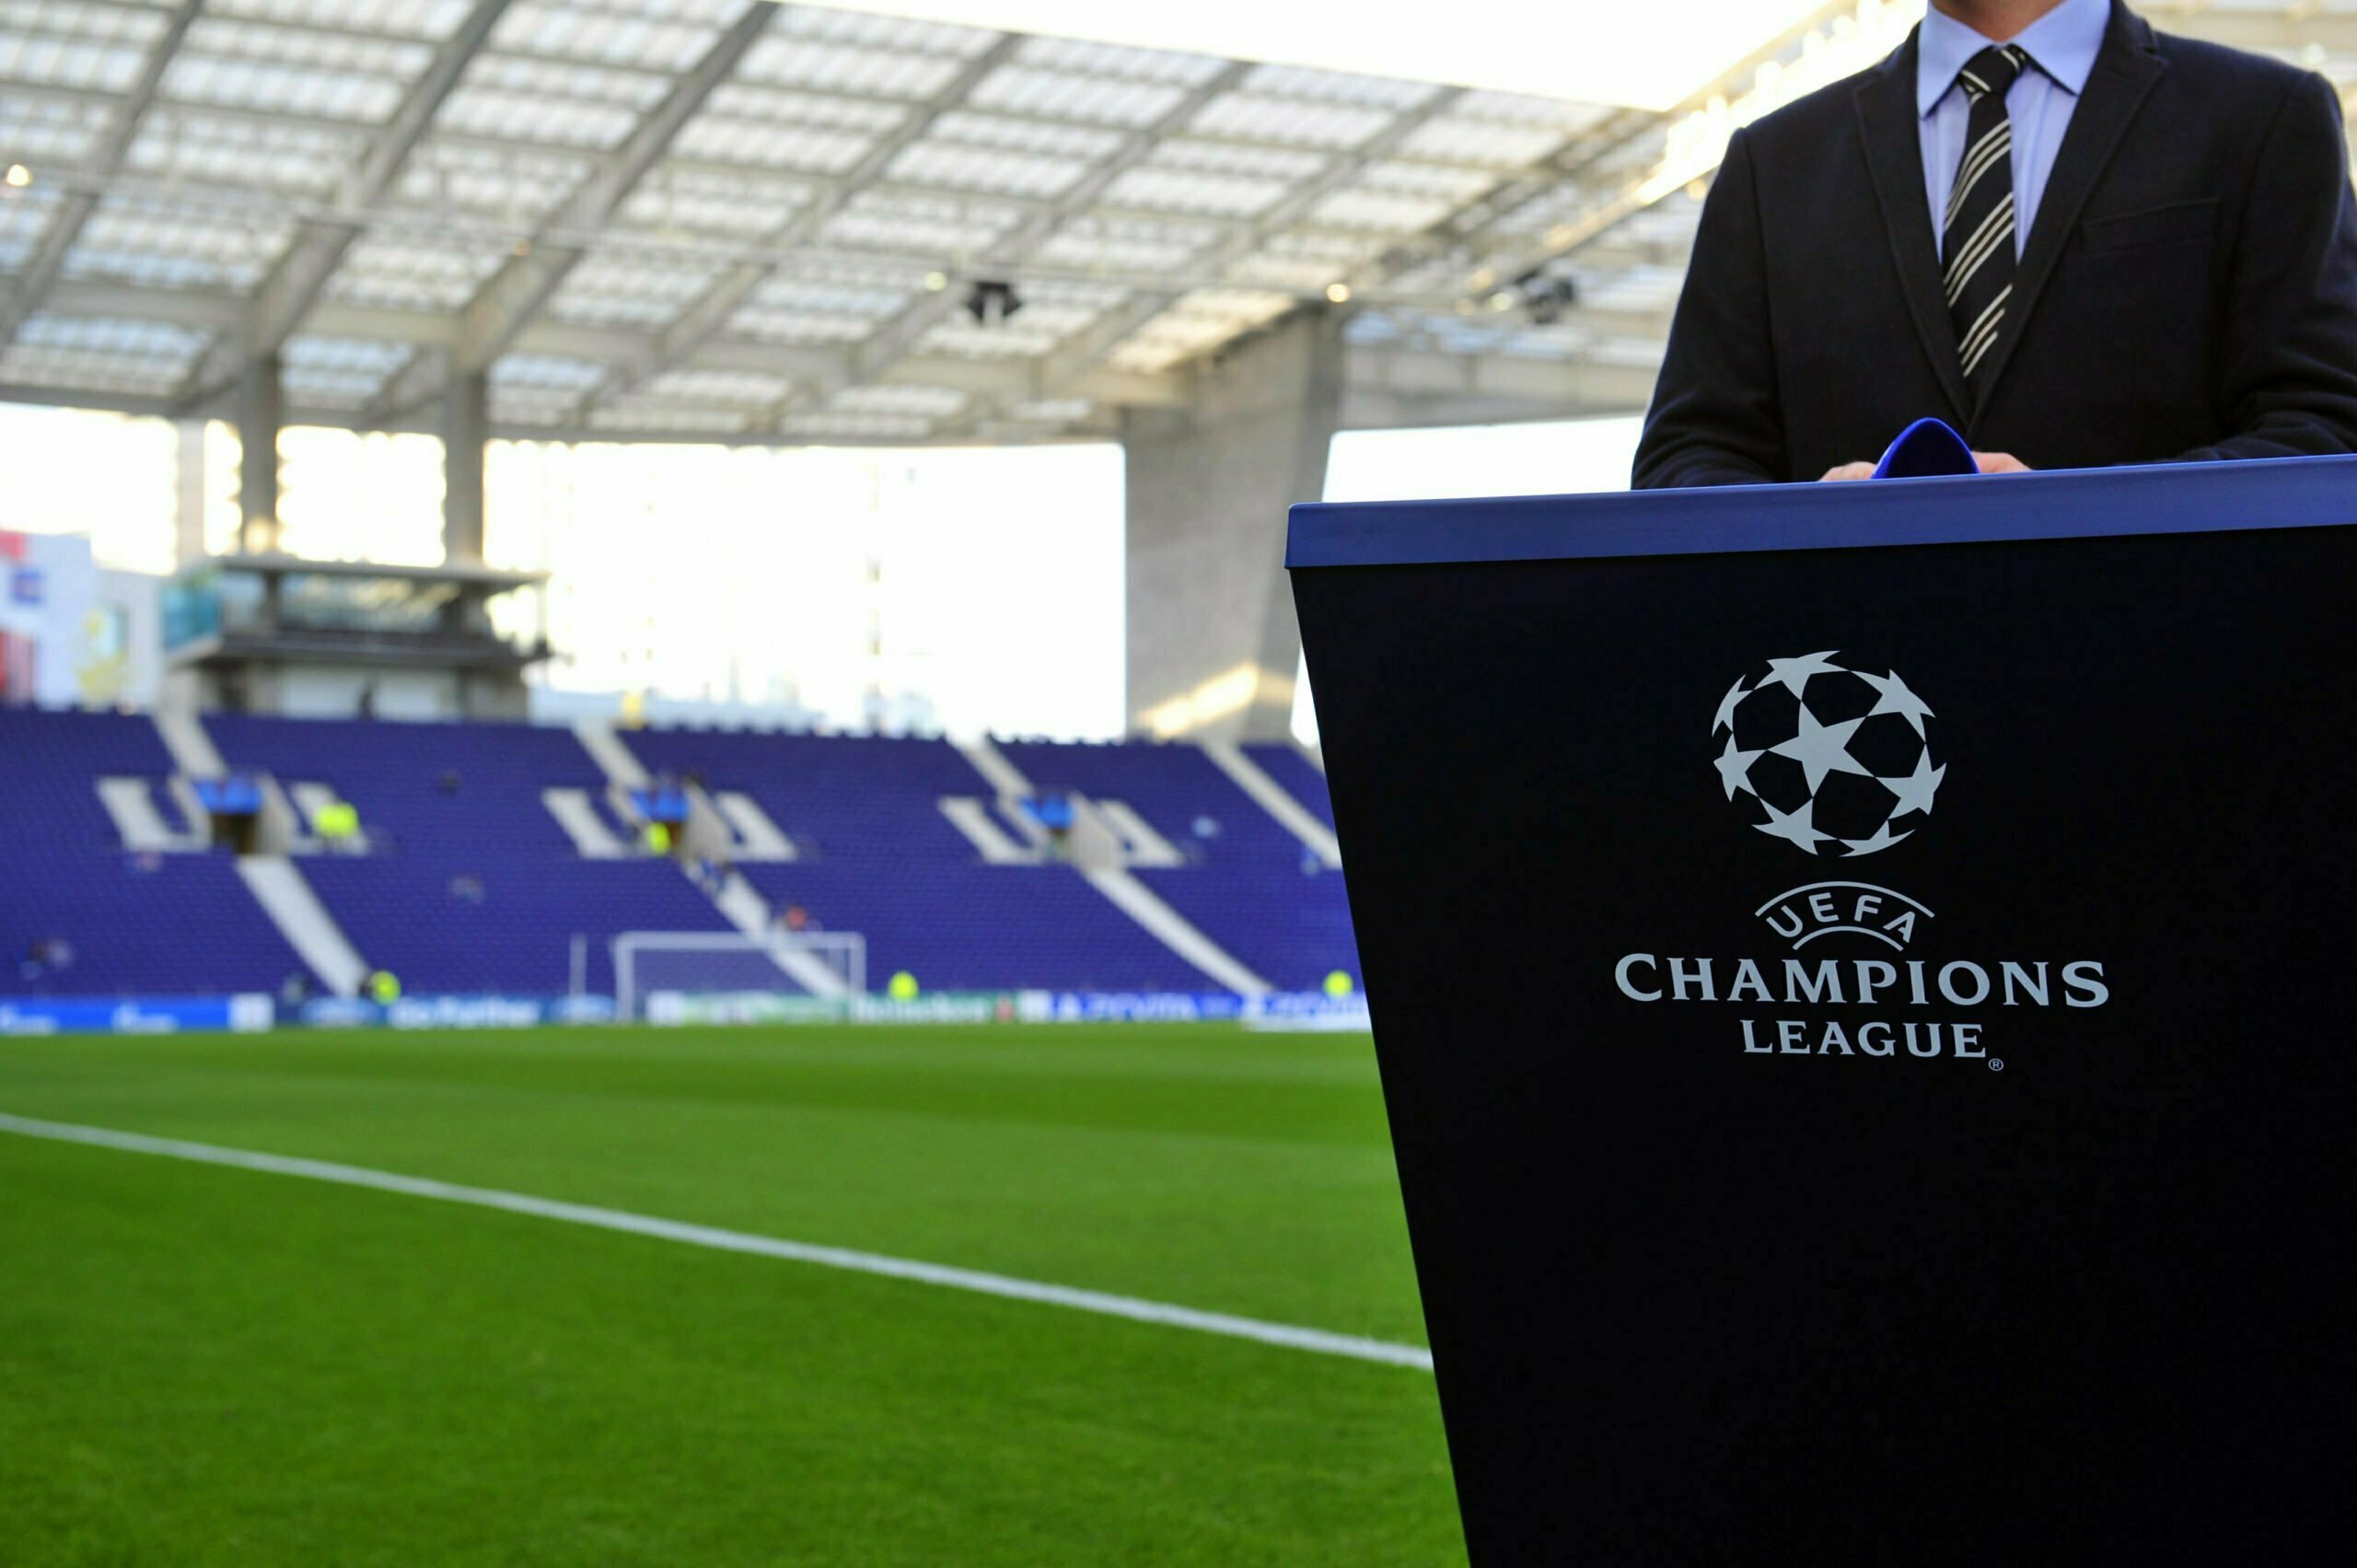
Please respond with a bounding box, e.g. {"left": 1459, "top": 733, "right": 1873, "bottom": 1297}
{"left": 1633, "top": 0, "right": 2357, "bottom": 487}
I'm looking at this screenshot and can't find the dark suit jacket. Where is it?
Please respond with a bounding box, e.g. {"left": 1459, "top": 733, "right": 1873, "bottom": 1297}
{"left": 1632, "top": 2, "right": 2357, "bottom": 487}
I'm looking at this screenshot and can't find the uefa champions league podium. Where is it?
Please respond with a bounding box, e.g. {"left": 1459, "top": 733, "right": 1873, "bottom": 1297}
{"left": 1288, "top": 456, "right": 2357, "bottom": 1564}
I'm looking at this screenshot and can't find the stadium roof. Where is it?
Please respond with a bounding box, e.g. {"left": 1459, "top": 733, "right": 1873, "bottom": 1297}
{"left": 2, "top": 0, "right": 2352, "bottom": 446}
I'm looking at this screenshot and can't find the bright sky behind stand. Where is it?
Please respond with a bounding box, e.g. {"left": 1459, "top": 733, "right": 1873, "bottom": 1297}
{"left": 0, "top": 402, "right": 1641, "bottom": 741}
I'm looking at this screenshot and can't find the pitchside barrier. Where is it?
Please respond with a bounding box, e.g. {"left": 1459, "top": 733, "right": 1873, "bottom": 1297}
{"left": 0, "top": 987, "right": 1364, "bottom": 1035}
{"left": 1292, "top": 451, "right": 2357, "bottom": 1562}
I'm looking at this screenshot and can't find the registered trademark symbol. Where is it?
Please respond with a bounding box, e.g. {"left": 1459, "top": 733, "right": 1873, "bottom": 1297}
{"left": 1989, "top": 1059, "right": 2005, "bottom": 1073}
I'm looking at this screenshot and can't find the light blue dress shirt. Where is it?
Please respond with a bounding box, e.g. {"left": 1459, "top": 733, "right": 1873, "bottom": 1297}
{"left": 1918, "top": 0, "right": 2111, "bottom": 259}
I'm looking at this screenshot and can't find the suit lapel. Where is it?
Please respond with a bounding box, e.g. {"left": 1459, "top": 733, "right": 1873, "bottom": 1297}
{"left": 1853, "top": 35, "right": 1971, "bottom": 424}
{"left": 1972, "top": 5, "right": 2167, "bottom": 409}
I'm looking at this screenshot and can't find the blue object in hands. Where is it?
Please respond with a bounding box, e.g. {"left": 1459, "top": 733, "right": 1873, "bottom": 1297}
{"left": 1872, "top": 417, "right": 1979, "bottom": 480}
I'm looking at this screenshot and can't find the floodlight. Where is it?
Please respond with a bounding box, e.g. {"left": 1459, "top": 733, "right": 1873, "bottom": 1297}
{"left": 966, "top": 281, "right": 1024, "bottom": 327}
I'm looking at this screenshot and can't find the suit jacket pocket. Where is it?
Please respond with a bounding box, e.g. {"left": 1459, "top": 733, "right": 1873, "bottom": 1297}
{"left": 2077, "top": 198, "right": 2219, "bottom": 254}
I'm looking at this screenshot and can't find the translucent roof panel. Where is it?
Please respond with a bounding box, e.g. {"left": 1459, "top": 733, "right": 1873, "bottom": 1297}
{"left": 1104, "top": 288, "right": 1293, "bottom": 373}
{"left": 641, "top": 366, "right": 793, "bottom": 407}
{"left": 393, "top": 143, "right": 596, "bottom": 225}
{"left": 491, "top": 387, "right": 586, "bottom": 428}
{"left": 724, "top": 274, "right": 913, "bottom": 346}
{"left": 4, "top": 313, "right": 209, "bottom": 397}
{"left": 65, "top": 196, "right": 300, "bottom": 293}
{"left": 1225, "top": 229, "right": 1386, "bottom": 291}
{"left": 282, "top": 333, "right": 415, "bottom": 408}
{"left": 967, "top": 64, "right": 1188, "bottom": 128}
{"left": 831, "top": 382, "right": 966, "bottom": 418}
{"left": 913, "top": 280, "right": 1120, "bottom": 358}
{"left": 163, "top": 13, "right": 435, "bottom": 124}
{"left": 888, "top": 138, "right": 1091, "bottom": 201}
{"left": 1402, "top": 93, "right": 1615, "bottom": 168}
{"left": 1103, "top": 140, "right": 1317, "bottom": 218}
{"left": 0, "top": 0, "right": 173, "bottom": 93}
{"left": 0, "top": 92, "right": 111, "bottom": 167}
{"left": 493, "top": 352, "right": 607, "bottom": 389}
{"left": 284, "top": 333, "right": 414, "bottom": 377}
{"left": 920, "top": 318, "right": 1066, "bottom": 358}
{"left": 127, "top": 109, "right": 368, "bottom": 199}
{"left": 0, "top": 184, "right": 63, "bottom": 271}
{"left": 545, "top": 251, "right": 727, "bottom": 329}
{"left": 1014, "top": 33, "right": 1230, "bottom": 87}
{"left": 435, "top": 54, "right": 666, "bottom": 149}
{"left": 209, "top": 1, "right": 472, "bottom": 41}
{"left": 726, "top": 308, "right": 880, "bottom": 345}
{"left": 819, "top": 191, "right": 1025, "bottom": 255}
{"left": 328, "top": 234, "right": 507, "bottom": 312}
{"left": 1187, "top": 92, "right": 1395, "bottom": 151}
{"left": 1238, "top": 63, "right": 1441, "bottom": 110}
{"left": 588, "top": 394, "right": 751, "bottom": 434}
{"left": 491, "top": 0, "right": 753, "bottom": 75}
{"left": 619, "top": 164, "right": 819, "bottom": 239}
{"left": 1031, "top": 214, "right": 1220, "bottom": 273}
{"left": 673, "top": 84, "right": 904, "bottom": 172}
{"left": 736, "top": 33, "right": 974, "bottom": 99}
{"left": 769, "top": 4, "right": 1002, "bottom": 61}
{"left": 185, "top": 16, "right": 435, "bottom": 80}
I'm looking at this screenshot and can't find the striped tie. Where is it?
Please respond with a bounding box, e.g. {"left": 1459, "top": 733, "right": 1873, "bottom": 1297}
{"left": 1944, "top": 44, "right": 2030, "bottom": 400}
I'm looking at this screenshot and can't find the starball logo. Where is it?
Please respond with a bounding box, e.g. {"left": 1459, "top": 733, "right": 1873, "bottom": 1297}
{"left": 1611, "top": 652, "right": 2109, "bottom": 1069}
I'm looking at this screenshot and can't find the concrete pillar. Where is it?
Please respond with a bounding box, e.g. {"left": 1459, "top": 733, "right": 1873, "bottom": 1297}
{"left": 173, "top": 417, "right": 208, "bottom": 568}
{"left": 443, "top": 365, "right": 488, "bottom": 564}
{"left": 1121, "top": 308, "right": 1343, "bottom": 743}
{"left": 237, "top": 356, "right": 282, "bottom": 555}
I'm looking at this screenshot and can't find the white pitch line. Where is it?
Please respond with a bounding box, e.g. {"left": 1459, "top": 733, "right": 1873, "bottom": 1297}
{"left": 0, "top": 1112, "right": 1433, "bottom": 1373}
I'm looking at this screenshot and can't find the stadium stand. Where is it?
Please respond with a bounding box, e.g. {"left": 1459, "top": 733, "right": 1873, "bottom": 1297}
{"left": 3, "top": 710, "right": 1354, "bottom": 1001}
{"left": 1004, "top": 740, "right": 1356, "bottom": 991}
{"left": 205, "top": 715, "right": 733, "bottom": 998}
{"left": 625, "top": 729, "right": 1213, "bottom": 993}
{"left": 0, "top": 709, "right": 306, "bottom": 997}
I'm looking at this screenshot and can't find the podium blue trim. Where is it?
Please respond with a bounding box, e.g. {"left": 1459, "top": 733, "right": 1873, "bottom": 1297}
{"left": 1286, "top": 452, "right": 2357, "bottom": 568}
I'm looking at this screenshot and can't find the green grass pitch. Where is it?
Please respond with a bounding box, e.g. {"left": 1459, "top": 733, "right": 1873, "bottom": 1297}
{"left": 0, "top": 1024, "right": 1464, "bottom": 1565}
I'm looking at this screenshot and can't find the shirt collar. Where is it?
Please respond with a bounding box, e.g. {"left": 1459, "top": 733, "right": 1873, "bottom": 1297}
{"left": 1917, "top": 0, "right": 2111, "bottom": 117}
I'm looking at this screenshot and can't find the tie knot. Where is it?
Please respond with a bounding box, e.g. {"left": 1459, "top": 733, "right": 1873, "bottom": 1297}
{"left": 1957, "top": 43, "right": 2029, "bottom": 103}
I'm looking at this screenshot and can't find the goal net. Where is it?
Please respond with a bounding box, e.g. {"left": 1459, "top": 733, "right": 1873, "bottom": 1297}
{"left": 612, "top": 931, "right": 868, "bottom": 1024}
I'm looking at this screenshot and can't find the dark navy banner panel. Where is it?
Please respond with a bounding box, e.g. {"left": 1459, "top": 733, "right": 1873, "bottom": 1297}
{"left": 1291, "top": 462, "right": 2357, "bottom": 1564}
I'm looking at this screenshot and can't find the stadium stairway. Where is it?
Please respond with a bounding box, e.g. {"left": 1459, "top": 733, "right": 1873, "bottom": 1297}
{"left": 999, "top": 738, "right": 1357, "bottom": 993}
{"left": 207, "top": 714, "right": 737, "bottom": 997}
{"left": 540, "top": 787, "right": 629, "bottom": 857}
{"left": 935, "top": 797, "right": 1031, "bottom": 864}
{"left": 95, "top": 777, "right": 201, "bottom": 853}
{"left": 571, "top": 723, "right": 835, "bottom": 997}
{"left": 236, "top": 854, "right": 369, "bottom": 997}
{"left": 625, "top": 727, "right": 1226, "bottom": 994}
{"left": 162, "top": 709, "right": 371, "bottom": 996}
{"left": 1201, "top": 739, "right": 1341, "bottom": 868}
{"left": 1244, "top": 743, "right": 1335, "bottom": 830}
{"left": 972, "top": 743, "right": 1270, "bottom": 996}
{"left": 152, "top": 706, "right": 226, "bottom": 777}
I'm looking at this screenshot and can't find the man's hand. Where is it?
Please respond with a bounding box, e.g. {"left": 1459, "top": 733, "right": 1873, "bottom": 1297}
{"left": 1819, "top": 450, "right": 2032, "bottom": 482}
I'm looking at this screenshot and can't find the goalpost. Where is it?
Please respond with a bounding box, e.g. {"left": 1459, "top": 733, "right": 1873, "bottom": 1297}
{"left": 611, "top": 931, "right": 868, "bottom": 1024}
